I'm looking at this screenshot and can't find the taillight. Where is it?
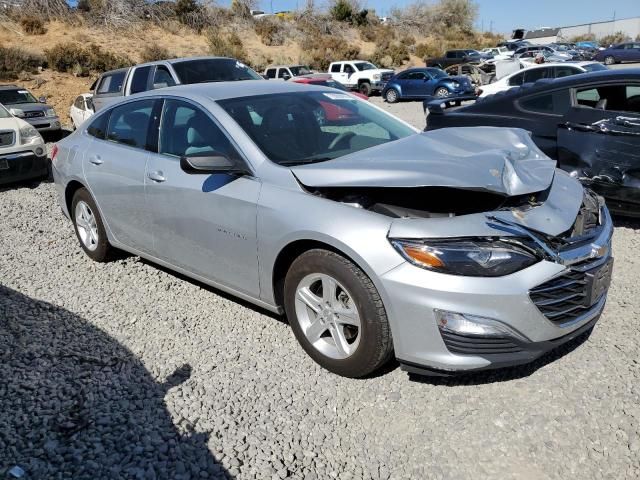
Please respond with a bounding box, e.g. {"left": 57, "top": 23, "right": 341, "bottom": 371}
{"left": 51, "top": 144, "right": 59, "bottom": 163}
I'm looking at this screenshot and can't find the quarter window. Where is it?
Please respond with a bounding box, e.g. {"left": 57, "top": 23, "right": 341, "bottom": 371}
{"left": 106, "top": 99, "right": 156, "bottom": 149}
{"left": 87, "top": 112, "right": 110, "bottom": 139}
{"left": 159, "top": 99, "right": 238, "bottom": 160}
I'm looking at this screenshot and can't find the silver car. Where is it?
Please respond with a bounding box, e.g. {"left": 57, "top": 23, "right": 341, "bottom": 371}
{"left": 52, "top": 81, "right": 614, "bottom": 378}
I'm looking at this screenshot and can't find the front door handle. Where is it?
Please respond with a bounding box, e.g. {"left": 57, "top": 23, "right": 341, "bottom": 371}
{"left": 89, "top": 155, "right": 103, "bottom": 165}
{"left": 147, "top": 171, "right": 166, "bottom": 183}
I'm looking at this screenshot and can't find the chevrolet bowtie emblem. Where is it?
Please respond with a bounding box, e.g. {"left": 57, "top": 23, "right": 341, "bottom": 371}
{"left": 591, "top": 244, "right": 608, "bottom": 258}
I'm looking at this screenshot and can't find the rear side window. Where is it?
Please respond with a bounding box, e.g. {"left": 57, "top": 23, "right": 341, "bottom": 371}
{"left": 97, "top": 71, "right": 126, "bottom": 95}
{"left": 106, "top": 99, "right": 157, "bottom": 150}
{"left": 266, "top": 68, "right": 276, "bottom": 79}
{"left": 523, "top": 67, "right": 552, "bottom": 83}
{"left": 87, "top": 112, "right": 110, "bottom": 139}
{"left": 330, "top": 64, "right": 341, "bottom": 73}
{"left": 508, "top": 72, "right": 525, "bottom": 86}
{"left": 130, "top": 66, "right": 152, "bottom": 94}
{"left": 554, "top": 66, "right": 578, "bottom": 78}
{"left": 519, "top": 90, "right": 571, "bottom": 115}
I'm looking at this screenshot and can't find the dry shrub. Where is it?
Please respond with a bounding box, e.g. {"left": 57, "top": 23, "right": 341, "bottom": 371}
{"left": 370, "top": 39, "right": 409, "bottom": 68}
{"left": 44, "top": 43, "right": 132, "bottom": 76}
{"left": 141, "top": 45, "right": 174, "bottom": 63}
{"left": 300, "top": 34, "right": 360, "bottom": 71}
{"left": 414, "top": 31, "right": 504, "bottom": 62}
{"left": 359, "top": 23, "right": 394, "bottom": 43}
{"left": 207, "top": 30, "right": 249, "bottom": 64}
{"left": 20, "top": 16, "right": 47, "bottom": 35}
{"left": 570, "top": 33, "right": 596, "bottom": 43}
{"left": 21, "top": 0, "right": 70, "bottom": 19}
{"left": 600, "top": 32, "right": 630, "bottom": 47}
{"left": 254, "top": 17, "right": 286, "bottom": 46}
{"left": 0, "top": 47, "right": 45, "bottom": 80}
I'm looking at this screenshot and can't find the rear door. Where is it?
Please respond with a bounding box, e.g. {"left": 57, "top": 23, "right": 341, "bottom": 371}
{"left": 557, "top": 83, "right": 640, "bottom": 211}
{"left": 83, "top": 98, "right": 161, "bottom": 252}
{"left": 145, "top": 98, "right": 261, "bottom": 296}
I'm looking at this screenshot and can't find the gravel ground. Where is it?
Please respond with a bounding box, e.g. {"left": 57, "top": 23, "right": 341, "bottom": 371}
{"left": 2, "top": 100, "right": 640, "bottom": 479}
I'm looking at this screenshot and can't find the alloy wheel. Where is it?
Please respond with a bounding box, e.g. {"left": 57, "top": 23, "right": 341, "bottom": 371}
{"left": 75, "top": 200, "right": 99, "bottom": 251}
{"left": 294, "top": 273, "right": 361, "bottom": 359}
{"left": 435, "top": 87, "right": 450, "bottom": 98}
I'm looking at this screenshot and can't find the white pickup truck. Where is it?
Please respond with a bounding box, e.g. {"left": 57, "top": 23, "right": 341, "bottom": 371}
{"left": 327, "top": 60, "right": 394, "bottom": 96}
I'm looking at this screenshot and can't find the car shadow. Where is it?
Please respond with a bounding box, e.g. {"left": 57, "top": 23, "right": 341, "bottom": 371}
{"left": 0, "top": 285, "right": 228, "bottom": 479}
{"left": 612, "top": 215, "right": 640, "bottom": 229}
{"left": 408, "top": 327, "right": 593, "bottom": 386}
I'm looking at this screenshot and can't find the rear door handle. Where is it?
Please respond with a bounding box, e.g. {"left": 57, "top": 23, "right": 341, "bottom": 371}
{"left": 89, "top": 155, "right": 103, "bottom": 165}
{"left": 147, "top": 171, "right": 166, "bottom": 183}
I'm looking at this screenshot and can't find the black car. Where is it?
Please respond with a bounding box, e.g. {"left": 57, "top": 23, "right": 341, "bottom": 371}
{"left": 426, "top": 69, "right": 640, "bottom": 216}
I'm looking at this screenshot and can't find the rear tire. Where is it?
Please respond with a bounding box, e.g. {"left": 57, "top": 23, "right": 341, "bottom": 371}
{"left": 358, "top": 82, "right": 372, "bottom": 97}
{"left": 71, "top": 188, "right": 112, "bottom": 262}
{"left": 385, "top": 88, "right": 399, "bottom": 103}
{"left": 604, "top": 55, "right": 615, "bottom": 65}
{"left": 284, "top": 249, "right": 393, "bottom": 378}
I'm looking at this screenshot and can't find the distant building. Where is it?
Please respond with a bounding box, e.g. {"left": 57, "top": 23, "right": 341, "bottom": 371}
{"left": 524, "top": 27, "right": 561, "bottom": 44}
{"left": 519, "top": 17, "right": 640, "bottom": 45}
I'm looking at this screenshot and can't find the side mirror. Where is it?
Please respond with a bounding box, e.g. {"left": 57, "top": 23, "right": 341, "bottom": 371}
{"left": 38, "top": 96, "right": 46, "bottom": 103}
{"left": 180, "top": 153, "right": 248, "bottom": 175}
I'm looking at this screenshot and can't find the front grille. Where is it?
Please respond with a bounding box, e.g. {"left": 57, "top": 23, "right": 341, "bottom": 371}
{"left": 381, "top": 72, "right": 393, "bottom": 82}
{"left": 441, "top": 330, "right": 523, "bottom": 355}
{"left": 530, "top": 257, "right": 612, "bottom": 325}
{"left": 24, "top": 111, "right": 45, "bottom": 118}
{"left": 0, "top": 130, "right": 15, "bottom": 147}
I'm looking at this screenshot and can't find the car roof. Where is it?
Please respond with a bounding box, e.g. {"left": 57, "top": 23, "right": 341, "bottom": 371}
{"left": 477, "top": 68, "right": 640, "bottom": 105}
{"left": 0, "top": 84, "right": 22, "bottom": 91}
{"left": 115, "top": 79, "right": 338, "bottom": 103}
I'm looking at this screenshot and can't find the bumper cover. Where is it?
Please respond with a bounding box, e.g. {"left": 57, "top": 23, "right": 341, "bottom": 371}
{"left": 0, "top": 151, "right": 49, "bottom": 185}
{"left": 25, "top": 116, "right": 61, "bottom": 132}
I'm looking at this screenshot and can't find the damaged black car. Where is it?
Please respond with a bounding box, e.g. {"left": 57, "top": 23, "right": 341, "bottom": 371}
{"left": 426, "top": 69, "right": 640, "bottom": 217}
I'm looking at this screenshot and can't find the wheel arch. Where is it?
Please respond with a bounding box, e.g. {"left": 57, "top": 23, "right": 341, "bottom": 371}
{"left": 64, "top": 179, "right": 87, "bottom": 214}
{"left": 271, "top": 238, "right": 376, "bottom": 310}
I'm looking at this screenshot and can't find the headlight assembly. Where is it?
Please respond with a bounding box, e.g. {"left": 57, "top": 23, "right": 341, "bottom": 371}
{"left": 46, "top": 108, "right": 57, "bottom": 117}
{"left": 390, "top": 239, "right": 538, "bottom": 277}
{"left": 20, "top": 125, "right": 42, "bottom": 144}
{"left": 373, "top": 73, "right": 381, "bottom": 80}
{"left": 9, "top": 108, "right": 25, "bottom": 118}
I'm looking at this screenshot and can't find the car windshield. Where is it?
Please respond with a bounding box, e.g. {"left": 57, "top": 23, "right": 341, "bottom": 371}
{"left": 0, "top": 89, "right": 38, "bottom": 105}
{"left": 354, "top": 62, "right": 377, "bottom": 71}
{"left": 582, "top": 63, "right": 608, "bottom": 72}
{"left": 290, "top": 66, "right": 312, "bottom": 76}
{"left": 171, "top": 58, "right": 262, "bottom": 84}
{"left": 218, "top": 91, "right": 415, "bottom": 166}
{"left": 0, "top": 104, "right": 11, "bottom": 118}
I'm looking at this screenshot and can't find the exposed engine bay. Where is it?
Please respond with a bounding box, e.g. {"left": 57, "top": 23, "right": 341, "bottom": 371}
{"left": 305, "top": 185, "right": 550, "bottom": 219}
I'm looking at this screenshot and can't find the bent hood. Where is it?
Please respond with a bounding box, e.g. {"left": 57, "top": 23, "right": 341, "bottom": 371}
{"left": 292, "top": 127, "right": 556, "bottom": 197}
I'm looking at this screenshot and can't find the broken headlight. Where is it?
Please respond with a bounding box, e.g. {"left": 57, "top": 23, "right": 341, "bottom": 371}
{"left": 390, "top": 239, "right": 538, "bottom": 277}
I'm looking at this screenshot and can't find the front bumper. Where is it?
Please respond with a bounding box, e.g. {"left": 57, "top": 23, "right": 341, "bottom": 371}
{"left": 380, "top": 207, "right": 613, "bottom": 375}
{"left": 0, "top": 150, "right": 49, "bottom": 185}
{"left": 25, "top": 116, "right": 61, "bottom": 132}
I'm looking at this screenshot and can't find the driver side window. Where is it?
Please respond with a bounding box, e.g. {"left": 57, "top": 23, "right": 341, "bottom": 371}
{"left": 343, "top": 64, "right": 355, "bottom": 74}
{"left": 159, "top": 100, "right": 239, "bottom": 161}
{"left": 153, "top": 66, "right": 176, "bottom": 90}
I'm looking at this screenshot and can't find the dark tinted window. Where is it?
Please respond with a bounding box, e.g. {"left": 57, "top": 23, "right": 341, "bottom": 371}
{"left": 97, "top": 71, "right": 126, "bottom": 95}
{"left": 524, "top": 67, "right": 553, "bottom": 83}
{"left": 130, "top": 66, "right": 152, "bottom": 94}
{"left": 508, "top": 72, "right": 525, "bottom": 86}
{"left": 330, "top": 64, "right": 341, "bottom": 73}
{"left": 87, "top": 112, "right": 110, "bottom": 139}
{"left": 153, "top": 66, "right": 176, "bottom": 89}
{"left": 406, "top": 71, "right": 427, "bottom": 80}
{"left": 554, "top": 66, "right": 579, "bottom": 78}
{"left": 159, "top": 100, "right": 238, "bottom": 160}
{"left": 519, "top": 89, "right": 571, "bottom": 115}
{"left": 171, "top": 58, "right": 262, "bottom": 84}
{"left": 266, "top": 68, "right": 276, "bottom": 79}
{"left": 576, "top": 85, "right": 640, "bottom": 113}
{"left": 0, "top": 89, "right": 38, "bottom": 105}
{"left": 278, "top": 68, "right": 290, "bottom": 79}
{"left": 106, "top": 99, "right": 156, "bottom": 149}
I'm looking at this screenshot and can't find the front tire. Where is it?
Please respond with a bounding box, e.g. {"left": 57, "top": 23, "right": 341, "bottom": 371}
{"left": 385, "top": 88, "right": 399, "bottom": 103}
{"left": 71, "top": 188, "right": 112, "bottom": 262}
{"left": 435, "top": 87, "right": 450, "bottom": 98}
{"left": 604, "top": 55, "right": 615, "bottom": 65}
{"left": 358, "top": 82, "right": 372, "bottom": 97}
{"left": 284, "top": 249, "right": 393, "bottom": 378}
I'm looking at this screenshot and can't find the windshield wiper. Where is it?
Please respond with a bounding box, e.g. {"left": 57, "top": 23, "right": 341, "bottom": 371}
{"left": 279, "top": 157, "right": 335, "bottom": 166}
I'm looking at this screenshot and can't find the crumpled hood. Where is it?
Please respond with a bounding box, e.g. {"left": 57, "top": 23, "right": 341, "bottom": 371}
{"left": 292, "top": 127, "right": 556, "bottom": 197}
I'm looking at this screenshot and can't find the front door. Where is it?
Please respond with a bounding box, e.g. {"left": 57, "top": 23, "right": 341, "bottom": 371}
{"left": 145, "top": 99, "right": 261, "bottom": 297}
{"left": 557, "top": 84, "right": 640, "bottom": 211}
{"left": 404, "top": 71, "right": 428, "bottom": 97}
{"left": 83, "top": 99, "right": 159, "bottom": 252}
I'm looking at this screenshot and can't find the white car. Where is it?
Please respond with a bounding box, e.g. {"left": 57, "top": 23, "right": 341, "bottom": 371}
{"left": 481, "top": 47, "right": 514, "bottom": 60}
{"left": 478, "top": 62, "right": 608, "bottom": 97}
{"left": 70, "top": 93, "right": 94, "bottom": 130}
{"left": 0, "top": 102, "right": 48, "bottom": 185}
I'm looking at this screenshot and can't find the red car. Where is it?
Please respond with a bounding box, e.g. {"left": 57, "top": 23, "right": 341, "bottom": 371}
{"left": 292, "top": 74, "right": 368, "bottom": 123}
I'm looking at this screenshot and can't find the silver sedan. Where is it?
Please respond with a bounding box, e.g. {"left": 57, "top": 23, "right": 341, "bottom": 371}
{"left": 52, "top": 81, "right": 613, "bottom": 378}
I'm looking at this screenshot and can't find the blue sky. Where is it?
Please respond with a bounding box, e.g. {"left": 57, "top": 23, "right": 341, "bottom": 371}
{"left": 231, "top": 0, "right": 639, "bottom": 34}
